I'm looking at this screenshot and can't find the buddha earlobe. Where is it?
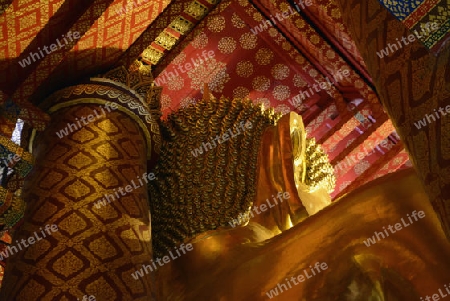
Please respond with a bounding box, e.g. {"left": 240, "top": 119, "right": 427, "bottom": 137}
{"left": 289, "top": 112, "right": 307, "bottom": 184}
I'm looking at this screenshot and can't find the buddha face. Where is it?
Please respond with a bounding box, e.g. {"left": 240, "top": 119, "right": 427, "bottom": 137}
{"left": 248, "top": 112, "right": 334, "bottom": 233}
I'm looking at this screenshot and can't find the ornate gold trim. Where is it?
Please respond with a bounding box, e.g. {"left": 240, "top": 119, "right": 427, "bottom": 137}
{"left": 186, "top": 1, "right": 209, "bottom": 20}
{"left": 169, "top": 16, "right": 194, "bottom": 35}
{"left": 155, "top": 31, "right": 179, "bottom": 50}
{"left": 89, "top": 77, "right": 148, "bottom": 106}
{"left": 0, "top": 135, "right": 34, "bottom": 163}
{"left": 31, "top": 98, "right": 153, "bottom": 158}
{"left": 47, "top": 83, "right": 157, "bottom": 129}
{"left": 142, "top": 47, "right": 164, "bottom": 65}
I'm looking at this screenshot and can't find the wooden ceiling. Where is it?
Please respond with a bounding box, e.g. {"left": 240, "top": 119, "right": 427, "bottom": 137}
{"left": 0, "top": 0, "right": 412, "bottom": 198}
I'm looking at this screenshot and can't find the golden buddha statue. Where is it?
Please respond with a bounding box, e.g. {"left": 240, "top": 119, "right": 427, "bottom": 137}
{"left": 1, "top": 75, "right": 449, "bottom": 300}
{"left": 145, "top": 92, "right": 450, "bottom": 300}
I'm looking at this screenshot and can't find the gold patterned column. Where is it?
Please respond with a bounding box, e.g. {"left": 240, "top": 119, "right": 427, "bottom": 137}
{"left": 334, "top": 0, "right": 450, "bottom": 238}
{"left": 0, "top": 81, "right": 159, "bottom": 300}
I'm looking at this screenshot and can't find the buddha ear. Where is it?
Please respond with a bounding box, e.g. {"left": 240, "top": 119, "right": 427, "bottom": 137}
{"left": 289, "top": 112, "right": 307, "bottom": 184}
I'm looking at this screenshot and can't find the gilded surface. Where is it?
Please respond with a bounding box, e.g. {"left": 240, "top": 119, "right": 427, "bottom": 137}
{"left": 185, "top": 1, "right": 209, "bottom": 20}
{"left": 41, "top": 80, "right": 161, "bottom": 157}
{"left": 154, "top": 168, "right": 450, "bottom": 300}
{"left": 142, "top": 47, "right": 165, "bottom": 65}
{"left": 0, "top": 105, "right": 154, "bottom": 300}
{"left": 134, "top": 0, "right": 222, "bottom": 69}
{"left": 169, "top": 16, "right": 195, "bottom": 35}
{"left": 148, "top": 96, "right": 336, "bottom": 259}
{"left": 149, "top": 101, "right": 449, "bottom": 299}
{"left": 155, "top": 31, "right": 179, "bottom": 50}
{"left": 335, "top": 0, "right": 450, "bottom": 237}
{"left": 148, "top": 96, "right": 281, "bottom": 257}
